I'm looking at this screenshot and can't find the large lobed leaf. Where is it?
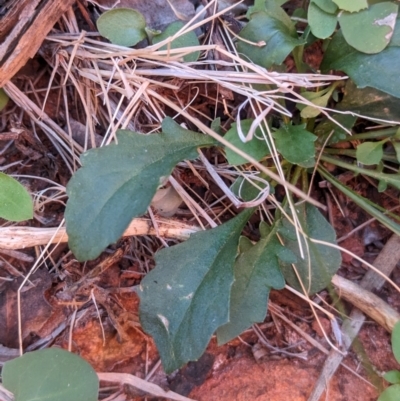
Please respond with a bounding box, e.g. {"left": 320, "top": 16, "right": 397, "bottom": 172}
{"left": 322, "top": 21, "right": 400, "bottom": 98}
{"left": 65, "top": 118, "right": 215, "bottom": 261}
{"left": 278, "top": 203, "right": 341, "bottom": 295}
{"left": 273, "top": 124, "right": 317, "bottom": 168}
{"left": 217, "top": 221, "right": 293, "bottom": 345}
{"left": 337, "top": 80, "right": 400, "bottom": 122}
{"left": 138, "top": 209, "right": 253, "bottom": 373}
{"left": 237, "top": 11, "right": 305, "bottom": 69}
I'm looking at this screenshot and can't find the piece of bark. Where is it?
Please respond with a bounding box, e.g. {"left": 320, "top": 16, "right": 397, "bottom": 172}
{"left": 308, "top": 234, "right": 400, "bottom": 401}
{"left": 0, "top": 0, "right": 76, "bottom": 86}
{"left": 332, "top": 274, "right": 400, "bottom": 333}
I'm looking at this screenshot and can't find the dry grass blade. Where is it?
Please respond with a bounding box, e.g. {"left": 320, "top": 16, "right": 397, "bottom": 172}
{"left": 98, "top": 372, "right": 196, "bottom": 401}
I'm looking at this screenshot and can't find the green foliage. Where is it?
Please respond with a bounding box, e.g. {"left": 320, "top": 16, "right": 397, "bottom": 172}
{"left": 278, "top": 203, "right": 342, "bottom": 295}
{"left": 378, "top": 385, "right": 400, "bottom": 401}
{"left": 308, "top": 1, "right": 337, "bottom": 39}
{"left": 356, "top": 140, "right": 387, "bottom": 165}
{"left": 138, "top": 209, "right": 253, "bottom": 373}
{"left": 298, "top": 85, "right": 337, "bottom": 118}
{"left": 392, "top": 321, "right": 400, "bottom": 363}
{"left": 224, "top": 119, "right": 271, "bottom": 165}
{"left": 318, "top": 167, "right": 400, "bottom": 237}
{"left": 237, "top": 11, "right": 305, "bottom": 68}
{"left": 64, "top": 0, "right": 400, "bottom": 375}
{"left": 384, "top": 370, "right": 400, "bottom": 385}
{"left": 313, "top": 0, "right": 338, "bottom": 14}
{"left": 2, "top": 349, "right": 99, "bottom": 401}
{"left": 0, "top": 88, "right": 9, "bottom": 111}
{"left": 0, "top": 172, "right": 33, "bottom": 222}
{"left": 338, "top": 3, "right": 398, "bottom": 54}
{"left": 231, "top": 175, "right": 271, "bottom": 202}
{"left": 216, "top": 221, "right": 291, "bottom": 345}
{"left": 152, "top": 21, "right": 200, "bottom": 62}
{"left": 321, "top": 28, "right": 400, "bottom": 98}
{"left": 333, "top": 0, "right": 367, "bottom": 13}
{"left": 378, "top": 322, "right": 400, "bottom": 400}
{"left": 96, "top": 8, "right": 146, "bottom": 47}
{"left": 65, "top": 118, "right": 215, "bottom": 261}
{"left": 337, "top": 80, "right": 400, "bottom": 121}
{"left": 273, "top": 124, "right": 317, "bottom": 167}
{"left": 314, "top": 113, "right": 356, "bottom": 145}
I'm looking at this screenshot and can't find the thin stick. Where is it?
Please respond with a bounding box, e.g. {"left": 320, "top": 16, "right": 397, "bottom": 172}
{"left": 0, "top": 218, "right": 200, "bottom": 250}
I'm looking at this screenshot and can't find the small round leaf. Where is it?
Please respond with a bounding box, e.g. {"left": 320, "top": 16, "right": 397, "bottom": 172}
{"left": 0, "top": 172, "right": 33, "bottom": 222}
{"left": 384, "top": 370, "right": 400, "bottom": 384}
{"left": 308, "top": 2, "right": 337, "bottom": 39}
{"left": 2, "top": 348, "right": 99, "bottom": 401}
{"left": 97, "top": 8, "right": 146, "bottom": 47}
{"left": 378, "top": 384, "right": 400, "bottom": 401}
{"left": 153, "top": 21, "right": 200, "bottom": 62}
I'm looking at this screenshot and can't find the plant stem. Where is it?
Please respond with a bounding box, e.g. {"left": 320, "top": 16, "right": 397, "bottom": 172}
{"left": 320, "top": 154, "right": 400, "bottom": 190}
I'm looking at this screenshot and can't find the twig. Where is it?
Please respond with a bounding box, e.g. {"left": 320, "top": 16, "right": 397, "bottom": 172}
{"left": 0, "top": 218, "right": 200, "bottom": 250}
{"left": 332, "top": 274, "right": 400, "bottom": 333}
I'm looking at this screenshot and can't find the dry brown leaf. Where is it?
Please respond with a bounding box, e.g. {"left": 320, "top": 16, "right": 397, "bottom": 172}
{"left": 0, "top": 268, "right": 52, "bottom": 348}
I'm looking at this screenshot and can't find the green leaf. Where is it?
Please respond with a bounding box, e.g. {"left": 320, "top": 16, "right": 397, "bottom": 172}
{"left": 313, "top": 0, "right": 338, "bottom": 14}
{"left": 315, "top": 113, "right": 356, "bottom": 145}
{"left": 278, "top": 203, "right": 341, "bottom": 294}
{"left": 318, "top": 166, "right": 400, "bottom": 237}
{"left": 321, "top": 154, "right": 400, "bottom": 190}
{"left": 321, "top": 28, "right": 400, "bottom": 98}
{"left": 0, "top": 88, "right": 9, "bottom": 111}
{"left": 308, "top": 2, "right": 337, "bottom": 39}
{"left": 384, "top": 370, "right": 400, "bottom": 384}
{"left": 217, "top": 221, "right": 291, "bottom": 345}
{"left": 237, "top": 11, "right": 305, "bottom": 68}
{"left": 299, "top": 85, "right": 336, "bottom": 118}
{"left": 264, "top": 0, "right": 297, "bottom": 35}
{"left": 336, "top": 80, "right": 400, "bottom": 121}
{"left": 138, "top": 209, "right": 253, "bottom": 373}
{"left": 153, "top": 21, "right": 200, "bottom": 62}
{"left": 378, "top": 384, "right": 400, "bottom": 401}
{"left": 392, "top": 321, "right": 400, "bottom": 364}
{"left": 231, "top": 175, "right": 271, "bottom": 202}
{"left": 273, "top": 124, "right": 317, "bottom": 167}
{"left": 333, "top": 0, "right": 367, "bottom": 13}
{"left": 2, "top": 348, "right": 99, "bottom": 401}
{"left": 393, "top": 142, "right": 400, "bottom": 163}
{"left": 338, "top": 3, "right": 398, "bottom": 54}
{"left": 224, "top": 119, "right": 271, "bottom": 166}
{"left": 96, "top": 8, "right": 146, "bottom": 47}
{"left": 248, "top": 0, "right": 288, "bottom": 19}
{"left": 0, "top": 173, "right": 33, "bottom": 222}
{"left": 356, "top": 140, "right": 386, "bottom": 165}
{"left": 65, "top": 118, "right": 215, "bottom": 261}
